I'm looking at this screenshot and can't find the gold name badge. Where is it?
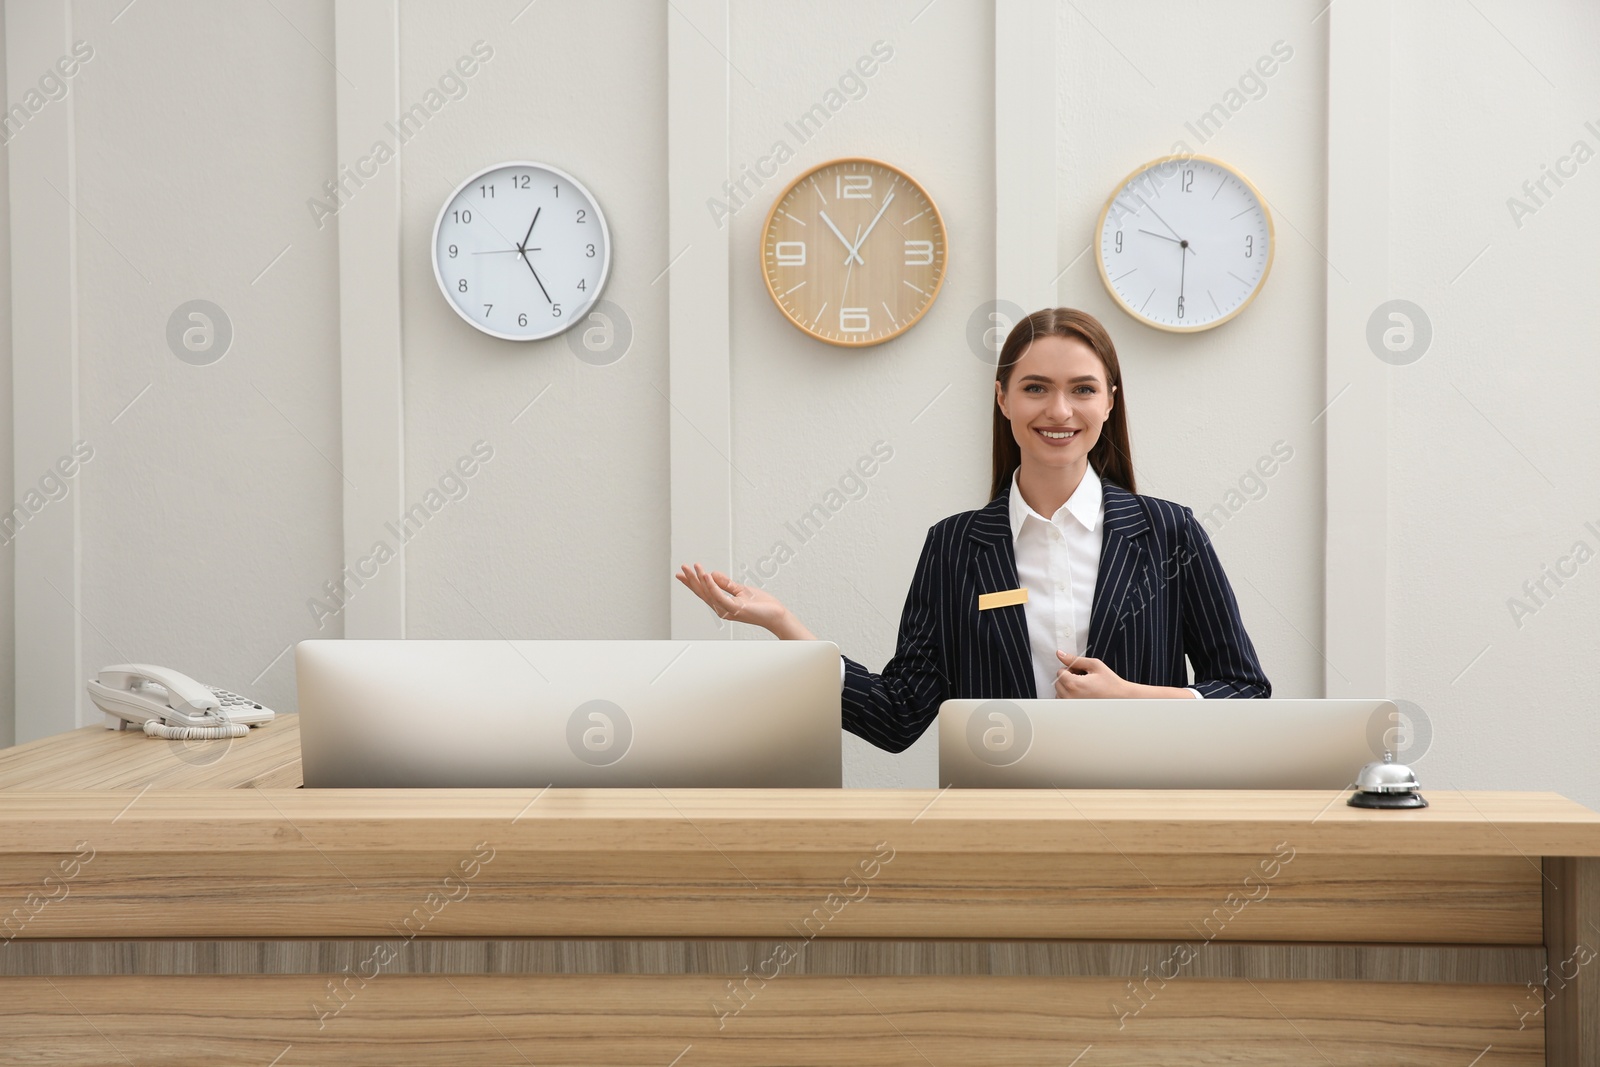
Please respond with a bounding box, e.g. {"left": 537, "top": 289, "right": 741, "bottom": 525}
{"left": 978, "top": 587, "right": 1028, "bottom": 611}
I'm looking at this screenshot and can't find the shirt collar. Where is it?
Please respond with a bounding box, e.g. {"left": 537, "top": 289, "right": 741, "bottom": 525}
{"left": 1008, "top": 463, "right": 1103, "bottom": 540}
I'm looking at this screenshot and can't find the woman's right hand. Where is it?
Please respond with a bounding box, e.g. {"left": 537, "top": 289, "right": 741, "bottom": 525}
{"left": 675, "top": 562, "right": 794, "bottom": 634}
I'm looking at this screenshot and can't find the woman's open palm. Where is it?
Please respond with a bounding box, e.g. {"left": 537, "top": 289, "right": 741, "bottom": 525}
{"left": 676, "top": 563, "right": 788, "bottom": 632}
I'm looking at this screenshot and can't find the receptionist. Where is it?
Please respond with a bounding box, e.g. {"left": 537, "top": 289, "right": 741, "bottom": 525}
{"left": 677, "top": 307, "right": 1270, "bottom": 753}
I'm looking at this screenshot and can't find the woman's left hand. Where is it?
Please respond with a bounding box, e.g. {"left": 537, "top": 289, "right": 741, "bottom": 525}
{"left": 1054, "top": 651, "right": 1131, "bottom": 698}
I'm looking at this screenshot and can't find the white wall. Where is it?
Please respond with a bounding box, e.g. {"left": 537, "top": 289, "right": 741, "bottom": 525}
{"left": 1055, "top": 1, "right": 1328, "bottom": 703}
{"left": 70, "top": 0, "right": 342, "bottom": 719}
{"left": 0, "top": 0, "right": 11, "bottom": 747}
{"left": 728, "top": 2, "right": 995, "bottom": 786}
{"left": 1388, "top": 0, "right": 1600, "bottom": 799}
{"left": 2, "top": 0, "right": 1595, "bottom": 806}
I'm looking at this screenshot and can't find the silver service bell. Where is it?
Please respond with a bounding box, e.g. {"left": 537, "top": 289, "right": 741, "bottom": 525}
{"left": 1347, "top": 752, "right": 1428, "bottom": 809}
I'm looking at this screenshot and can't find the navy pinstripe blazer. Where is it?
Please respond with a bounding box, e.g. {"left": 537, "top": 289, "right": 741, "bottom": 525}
{"left": 842, "top": 481, "right": 1271, "bottom": 753}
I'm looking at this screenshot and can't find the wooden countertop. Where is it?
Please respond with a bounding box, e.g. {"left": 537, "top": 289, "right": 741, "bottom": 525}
{"left": 1, "top": 715, "right": 1597, "bottom": 857}
{"left": 0, "top": 714, "right": 304, "bottom": 790}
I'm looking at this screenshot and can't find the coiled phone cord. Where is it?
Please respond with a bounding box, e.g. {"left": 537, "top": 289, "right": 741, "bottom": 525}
{"left": 143, "top": 719, "right": 248, "bottom": 740}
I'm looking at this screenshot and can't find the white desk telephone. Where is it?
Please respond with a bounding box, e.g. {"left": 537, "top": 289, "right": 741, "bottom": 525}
{"left": 87, "top": 664, "right": 276, "bottom": 739}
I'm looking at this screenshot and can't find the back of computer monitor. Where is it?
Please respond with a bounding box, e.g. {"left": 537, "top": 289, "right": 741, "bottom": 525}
{"left": 297, "top": 639, "right": 842, "bottom": 788}
{"left": 938, "top": 698, "right": 1397, "bottom": 789}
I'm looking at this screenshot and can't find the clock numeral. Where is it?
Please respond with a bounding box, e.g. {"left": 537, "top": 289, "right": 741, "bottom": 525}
{"left": 840, "top": 307, "right": 870, "bottom": 333}
{"left": 448, "top": 244, "right": 458, "bottom": 258}
{"left": 483, "top": 304, "right": 493, "bottom": 316}
{"left": 577, "top": 279, "right": 587, "bottom": 291}
{"left": 1113, "top": 232, "right": 1122, "bottom": 254}
{"left": 512, "top": 175, "right": 531, "bottom": 189}
{"left": 553, "top": 184, "right": 560, "bottom": 198}
{"left": 585, "top": 244, "right": 596, "bottom": 258}
{"left": 836, "top": 174, "right": 872, "bottom": 199}
{"left": 775, "top": 241, "right": 806, "bottom": 267}
{"left": 576, "top": 209, "right": 587, "bottom": 224}
{"left": 479, "top": 184, "right": 494, "bottom": 198}
{"left": 1181, "top": 169, "right": 1194, "bottom": 192}
{"left": 1176, "top": 296, "right": 1185, "bottom": 320}
{"left": 1244, "top": 235, "right": 1253, "bottom": 258}
{"left": 904, "top": 240, "right": 933, "bottom": 266}
{"left": 457, "top": 279, "right": 468, "bottom": 293}
{"left": 552, "top": 303, "right": 562, "bottom": 317}
{"left": 451, "top": 209, "right": 472, "bottom": 224}
{"left": 518, "top": 313, "right": 528, "bottom": 327}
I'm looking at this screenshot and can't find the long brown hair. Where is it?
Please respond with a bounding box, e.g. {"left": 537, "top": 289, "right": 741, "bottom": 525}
{"left": 989, "top": 308, "right": 1136, "bottom": 502}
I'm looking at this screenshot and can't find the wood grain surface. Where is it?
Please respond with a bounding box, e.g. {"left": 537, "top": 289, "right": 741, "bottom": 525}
{"left": 0, "top": 846, "right": 1543, "bottom": 942}
{"left": 0, "top": 716, "right": 302, "bottom": 790}
{"left": 0, "top": 938, "right": 1546, "bottom": 983}
{"left": 1543, "top": 856, "right": 1600, "bottom": 1066}
{"left": 0, "top": 975, "right": 1543, "bottom": 1065}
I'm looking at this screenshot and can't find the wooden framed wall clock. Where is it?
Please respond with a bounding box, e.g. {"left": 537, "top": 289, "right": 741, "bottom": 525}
{"left": 1094, "top": 155, "right": 1273, "bottom": 333}
{"left": 760, "top": 157, "right": 947, "bottom": 347}
{"left": 432, "top": 160, "right": 611, "bottom": 341}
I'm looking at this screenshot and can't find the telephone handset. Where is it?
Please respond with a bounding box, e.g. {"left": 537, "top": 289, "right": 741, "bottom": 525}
{"left": 87, "top": 664, "right": 276, "bottom": 740}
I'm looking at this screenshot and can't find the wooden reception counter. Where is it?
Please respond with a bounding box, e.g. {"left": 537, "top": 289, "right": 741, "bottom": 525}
{"left": 0, "top": 715, "right": 1596, "bottom": 1064}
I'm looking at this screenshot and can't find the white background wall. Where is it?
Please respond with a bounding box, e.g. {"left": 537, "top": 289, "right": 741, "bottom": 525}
{"left": 2, "top": 0, "right": 1595, "bottom": 806}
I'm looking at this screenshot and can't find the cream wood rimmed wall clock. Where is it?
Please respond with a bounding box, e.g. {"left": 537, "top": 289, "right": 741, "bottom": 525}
{"left": 760, "top": 157, "right": 947, "bottom": 347}
{"left": 1095, "top": 155, "right": 1273, "bottom": 333}
{"left": 432, "top": 160, "right": 611, "bottom": 341}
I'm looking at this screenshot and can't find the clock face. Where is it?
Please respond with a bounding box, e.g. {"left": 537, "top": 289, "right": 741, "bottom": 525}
{"left": 1095, "top": 155, "right": 1273, "bottom": 332}
{"left": 760, "top": 158, "right": 947, "bottom": 347}
{"left": 432, "top": 161, "right": 611, "bottom": 341}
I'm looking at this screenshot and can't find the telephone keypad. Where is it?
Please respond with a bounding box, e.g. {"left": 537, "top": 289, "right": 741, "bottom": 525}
{"left": 208, "top": 686, "right": 264, "bottom": 711}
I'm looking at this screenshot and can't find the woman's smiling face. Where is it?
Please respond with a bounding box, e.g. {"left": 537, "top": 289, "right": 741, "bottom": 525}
{"left": 994, "top": 333, "right": 1115, "bottom": 471}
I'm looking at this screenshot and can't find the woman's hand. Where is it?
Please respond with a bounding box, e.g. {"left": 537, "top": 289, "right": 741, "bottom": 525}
{"left": 676, "top": 563, "right": 804, "bottom": 636}
{"left": 1054, "top": 651, "right": 1132, "bottom": 699}
{"left": 1054, "top": 651, "right": 1199, "bottom": 698}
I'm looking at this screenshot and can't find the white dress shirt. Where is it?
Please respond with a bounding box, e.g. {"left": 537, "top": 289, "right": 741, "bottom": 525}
{"left": 1009, "top": 465, "right": 1200, "bottom": 700}
{"left": 840, "top": 465, "right": 1200, "bottom": 699}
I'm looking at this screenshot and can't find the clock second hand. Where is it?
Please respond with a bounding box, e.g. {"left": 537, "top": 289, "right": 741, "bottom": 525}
{"left": 840, "top": 224, "right": 861, "bottom": 303}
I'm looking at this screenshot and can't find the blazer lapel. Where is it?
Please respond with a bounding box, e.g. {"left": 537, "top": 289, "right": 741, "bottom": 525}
{"left": 1086, "top": 482, "right": 1153, "bottom": 657}
{"left": 966, "top": 494, "right": 1034, "bottom": 698}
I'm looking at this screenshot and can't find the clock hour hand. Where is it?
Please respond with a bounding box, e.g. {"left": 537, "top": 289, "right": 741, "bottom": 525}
{"left": 520, "top": 207, "right": 541, "bottom": 251}
{"left": 819, "top": 210, "right": 865, "bottom": 266}
{"left": 844, "top": 191, "right": 896, "bottom": 264}
{"left": 1137, "top": 195, "right": 1185, "bottom": 245}
{"left": 1138, "top": 228, "right": 1181, "bottom": 245}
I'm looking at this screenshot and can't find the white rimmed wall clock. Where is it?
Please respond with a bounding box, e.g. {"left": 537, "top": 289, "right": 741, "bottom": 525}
{"left": 760, "top": 157, "right": 947, "bottom": 347}
{"left": 1095, "top": 155, "right": 1273, "bottom": 333}
{"left": 432, "top": 161, "right": 611, "bottom": 341}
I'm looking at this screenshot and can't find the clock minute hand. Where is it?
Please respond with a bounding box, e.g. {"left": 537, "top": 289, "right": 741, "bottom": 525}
{"left": 519, "top": 247, "right": 553, "bottom": 304}
{"left": 1179, "top": 242, "right": 1187, "bottom": 309}
{"left": 844, "top": 192, "right": 896, "bottom": 263}
{"left": 818, "top": 210, "right": 864, "bottom": 266}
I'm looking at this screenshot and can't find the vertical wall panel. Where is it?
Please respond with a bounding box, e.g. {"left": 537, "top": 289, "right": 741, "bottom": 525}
{"left": 6, "top": 2, "right": 79, "bottom": 741}
{"left": 1324, "top": 0, "right": 1388, "bottom": 697}
{"left": 334, "top": 0, "right": 405, "bottom": 639}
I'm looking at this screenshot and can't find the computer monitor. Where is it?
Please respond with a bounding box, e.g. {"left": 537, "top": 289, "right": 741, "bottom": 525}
{"left": 296, "top": 639, "right": 843, "bottom": 788}
{"left": 938, "top": 698, "right": 1399, "bottom": 789}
